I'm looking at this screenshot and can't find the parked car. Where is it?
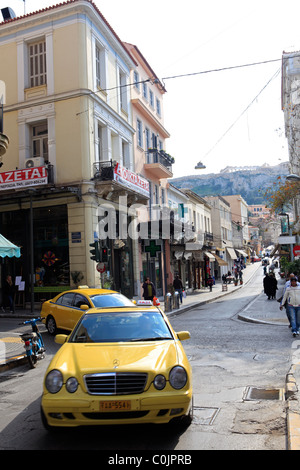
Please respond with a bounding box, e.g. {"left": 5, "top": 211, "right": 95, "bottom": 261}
{"left": 41, "top": 288, "right": 134, "bottom": 335}
{"left": 41, "top": 302, "right": 193, "bottom": 430}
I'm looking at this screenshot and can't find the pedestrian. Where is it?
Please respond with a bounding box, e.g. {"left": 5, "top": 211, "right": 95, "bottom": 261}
{"left": 268, "top": 272, "right": 278, "bottom": 299}
{"left": 207, "top": 275, "right": 213, "bottom": 292}
{"left": 279, "top": 274, "right": 300, "bottom": 327}
{"left": 280, "top": 277, "right": 300, "bottom": 336}
{"left": 263, "top": 273, "right": 272, "bottom": 300}
{"left": 173, "top": 275, "right": 184, "bottom": 304}
{"left": 3, "top": 275, "right": 15, "bottom": 313}
{"left": 142, "top": 277, "right": 156, "bottom": 301}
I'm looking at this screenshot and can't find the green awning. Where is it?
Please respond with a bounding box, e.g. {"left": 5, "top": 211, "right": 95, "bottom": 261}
{"left": 0, "top": 234, "right": 21, "bottom": 258}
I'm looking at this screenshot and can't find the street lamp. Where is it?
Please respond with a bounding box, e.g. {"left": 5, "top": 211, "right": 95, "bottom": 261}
{"left": 195, "top": 161, "right": 206, "bottom": 170}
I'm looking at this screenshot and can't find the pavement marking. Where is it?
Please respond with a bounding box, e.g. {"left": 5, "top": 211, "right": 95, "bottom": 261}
{"left": 0, "top": 337, "right": 22, "bottom": 343}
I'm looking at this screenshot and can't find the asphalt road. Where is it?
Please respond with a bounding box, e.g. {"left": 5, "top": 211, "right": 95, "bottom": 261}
{"left": 0, "top": 268, "right": 292, "bottom": 451}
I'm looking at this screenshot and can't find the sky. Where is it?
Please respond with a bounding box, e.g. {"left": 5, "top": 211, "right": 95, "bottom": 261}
{"left": 2, "top": 0, "right": 300, "bottom": 177}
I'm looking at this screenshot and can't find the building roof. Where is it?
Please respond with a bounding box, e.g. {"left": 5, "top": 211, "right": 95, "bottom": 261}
{"left": 0, "top": 0, "right": 137, "bottom": 66}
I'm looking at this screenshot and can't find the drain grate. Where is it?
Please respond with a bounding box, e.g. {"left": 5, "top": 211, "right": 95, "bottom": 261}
{"left": 243, "top": 387, "right": 284, "bottom": 401}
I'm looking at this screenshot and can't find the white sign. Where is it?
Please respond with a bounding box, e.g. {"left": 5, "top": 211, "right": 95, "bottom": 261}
{"left": 114, "top": 163, "right": 149, "bottom": 198}
{"left": 278, "top": 236, "right": 296, "bottom": 244}
{"left": 0, "top": 166, "right": 48, "bottom": 191}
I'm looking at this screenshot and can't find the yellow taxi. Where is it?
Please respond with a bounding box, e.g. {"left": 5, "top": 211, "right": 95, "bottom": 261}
{"left": 41, "top": 287, "right": 134, "bottom": 335}
{"left": 40, "top": 301, "right": 193, "bottom": 429}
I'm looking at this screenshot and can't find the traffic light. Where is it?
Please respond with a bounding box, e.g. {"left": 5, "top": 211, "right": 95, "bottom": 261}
{"left": 102, "top": 246, "right": 108, "bottom": 262}
{"left": 89, "top": 241, "right": 100, "bottom": 262}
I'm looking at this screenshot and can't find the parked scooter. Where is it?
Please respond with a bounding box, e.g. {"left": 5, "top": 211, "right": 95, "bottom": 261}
{"left": 19, "top": 317, "right": 46, "bottom": 369}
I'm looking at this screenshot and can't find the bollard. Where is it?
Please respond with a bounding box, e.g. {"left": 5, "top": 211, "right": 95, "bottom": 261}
{"left": 173, "top": 291, "right": 180, "bottom": 309}
{"left": 164, "top": 293, "right": 172, "bottom": 312}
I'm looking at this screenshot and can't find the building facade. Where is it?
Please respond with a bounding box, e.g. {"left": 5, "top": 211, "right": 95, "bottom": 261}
{"left": 0, "top": 0, "right": 152, "bottom": 303}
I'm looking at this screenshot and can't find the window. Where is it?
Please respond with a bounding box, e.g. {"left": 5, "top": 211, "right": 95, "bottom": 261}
{"left": 156, "top": 98, "right": 161, "bottom": 116}
{"left": 137, "top": 119, "right": 143, "bottom": 147}
{"left": 149, "top": 90, "right": 154, "bottom": 107}
{"left": 32, "top": 122, "right": 48, "bottom": 160}
{"left": 95, "top": 45, "right": 102, "bottom": 88}
{"left": 29, "top": 40, "right": 46, "bottom": 87}
{"left": 134, "top": 71, "right": 140, "bottom": 90}
{"left": 145, "top": 128, "right": 150, "bottom": 150}
{"left": 143, "top": 82, "right": 148, "bottom": 99}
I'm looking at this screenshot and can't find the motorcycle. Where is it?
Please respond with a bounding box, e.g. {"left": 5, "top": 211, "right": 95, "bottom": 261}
{"left": 19, "top": 317, "right": 46, "bottom": 369}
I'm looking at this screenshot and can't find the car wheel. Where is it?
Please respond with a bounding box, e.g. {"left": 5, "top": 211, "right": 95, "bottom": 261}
{"left": 46, "top": 316, "right": 57, "bottom": 335}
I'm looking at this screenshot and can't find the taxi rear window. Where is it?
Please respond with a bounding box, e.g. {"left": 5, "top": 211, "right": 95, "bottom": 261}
{"left": 90, "top": 293, "right": 134, "bottom": 308}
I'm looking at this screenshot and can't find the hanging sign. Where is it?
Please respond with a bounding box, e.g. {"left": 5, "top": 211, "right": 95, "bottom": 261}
{"left": 114, "top": 163, "right": 149, "bottom": 197}
{"left": 0, "top": 166, "right": 48, "bottom": 191}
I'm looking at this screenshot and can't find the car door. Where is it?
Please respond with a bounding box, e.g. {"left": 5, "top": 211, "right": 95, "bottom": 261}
{"left": 70, "top": 294, "right": 91, "bottom": 330}
{"left": 54, "top": 292, "right": 76, "bottom": 330}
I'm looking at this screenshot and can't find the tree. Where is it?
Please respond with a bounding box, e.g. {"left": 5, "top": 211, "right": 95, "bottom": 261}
{"left": 262, "top": 176, "right": 300, "bottom": 214}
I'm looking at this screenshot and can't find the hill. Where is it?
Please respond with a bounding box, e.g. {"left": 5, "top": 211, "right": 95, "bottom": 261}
{"left": 170, "top": 162, "right": 289, "bottom": 205}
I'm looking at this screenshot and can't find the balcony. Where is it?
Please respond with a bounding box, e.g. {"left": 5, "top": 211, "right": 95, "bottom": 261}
{"left": 144, "top": 149, "right": 173, "bottom": 179}
{"left": 93, "top": 160, "right": 150, "bottom": 204}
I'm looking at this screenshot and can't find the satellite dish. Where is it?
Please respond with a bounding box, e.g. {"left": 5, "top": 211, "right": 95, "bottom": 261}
{"left": 195, "top": 161, "right": 206, "bottom": 169}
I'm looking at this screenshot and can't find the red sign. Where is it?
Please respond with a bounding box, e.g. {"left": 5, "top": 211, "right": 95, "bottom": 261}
{"left": 0, "top": 166, "right": 48, "bottom": 191}
{"left": 293, "top": 245, "right": 300, "bottom": 257}
{"left": 97, "top": 262, "right": 106, "bottom": 273}
{"left": 114, "top": 163, "right": 149, "bottom": 197}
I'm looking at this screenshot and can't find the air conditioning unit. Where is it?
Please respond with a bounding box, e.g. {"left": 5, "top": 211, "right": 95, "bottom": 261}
{"left": 25, "top": 157, "right": 45, "bottom": 168}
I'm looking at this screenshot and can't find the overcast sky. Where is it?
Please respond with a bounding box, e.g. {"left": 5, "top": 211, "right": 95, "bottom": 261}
{"left": 2, "top": 0, "right": 300, "bottom": 177}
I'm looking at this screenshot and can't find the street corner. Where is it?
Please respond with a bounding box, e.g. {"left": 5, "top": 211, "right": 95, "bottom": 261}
{"left": 0, "top": 336, "right": 25, "bottom": 370}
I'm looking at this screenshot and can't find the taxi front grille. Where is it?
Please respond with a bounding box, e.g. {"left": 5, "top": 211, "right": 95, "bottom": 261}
{"left": 84, "top": 373, "right": 148, "bottom": 395}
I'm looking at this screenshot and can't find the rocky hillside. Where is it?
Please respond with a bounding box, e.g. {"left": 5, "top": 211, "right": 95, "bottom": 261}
{"left": 170, "top": 162, "right": 289, "bottom": 205}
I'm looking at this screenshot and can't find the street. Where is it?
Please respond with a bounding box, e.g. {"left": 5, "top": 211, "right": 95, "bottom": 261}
{"left": 0, "top": 267, "right": 292, "bottom": 451}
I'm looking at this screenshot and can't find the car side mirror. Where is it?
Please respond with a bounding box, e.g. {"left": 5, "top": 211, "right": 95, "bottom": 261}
{"left": 55, "top": 334, "right": 68, "bottom": 344}
{"left": 80, "top": 304, "right": 89, "bottom": 310}
{"left": 176, "top": 331, "right": 191, "bottom": 341}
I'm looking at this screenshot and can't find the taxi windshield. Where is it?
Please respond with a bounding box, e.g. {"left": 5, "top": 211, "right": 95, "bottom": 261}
{"left": 90, "top": 293, "right": 134, "bottom": 308}
{"left": 70, "top": 311, "right": 173, "bottom": 343}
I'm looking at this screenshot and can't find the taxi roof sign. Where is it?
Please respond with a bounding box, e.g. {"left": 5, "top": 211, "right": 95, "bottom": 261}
{"left": 136, "top": 300, "right": 153, "bottom": 306}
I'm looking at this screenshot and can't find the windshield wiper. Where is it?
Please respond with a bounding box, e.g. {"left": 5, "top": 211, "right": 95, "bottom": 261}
{"left": 130, "top": 337, "right": 172, "bottom": 342}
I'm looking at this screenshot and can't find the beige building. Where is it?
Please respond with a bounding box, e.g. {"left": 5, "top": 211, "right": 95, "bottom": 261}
{"left": 0, "top": 1, "right": 152, "bottom": 303}
{"left": 123, "top": 42, "right": 173, "bottom": 297}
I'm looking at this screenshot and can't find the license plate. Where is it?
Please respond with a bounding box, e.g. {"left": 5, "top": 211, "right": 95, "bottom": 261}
{"left": 100, "top": 400, "right": 131, "bottom": 411}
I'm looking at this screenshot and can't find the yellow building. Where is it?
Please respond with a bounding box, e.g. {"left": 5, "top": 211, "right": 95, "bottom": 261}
{"left": 0, "top": 1, "right": 150, "bottom": 304}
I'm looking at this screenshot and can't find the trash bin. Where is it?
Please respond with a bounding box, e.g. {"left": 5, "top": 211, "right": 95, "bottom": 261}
{"left": 173, "top": 291, "right": 180, "bottom": 309}
{"left": 164, "top": 292, "right": 172, "bottom": 312}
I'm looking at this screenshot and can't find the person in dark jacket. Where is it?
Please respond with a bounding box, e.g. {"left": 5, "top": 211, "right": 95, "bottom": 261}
{"left": 3, "top": 275, "right": 15, "bottom": 312}
{"left": 173, "top": 275, "right": 184, "bottom": 303}
{"left": 142, "top": 277, "right": 156, "bottom": 301}
{"left": 263, "top": 273, "right": 272, "bottom": 300}
{"left": 268, "top": 272, "right": 278, "bottom": 299}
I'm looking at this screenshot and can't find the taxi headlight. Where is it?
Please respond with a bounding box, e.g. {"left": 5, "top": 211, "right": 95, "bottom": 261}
{"left": 153, "top": 374, "right": 166, "bottom": 390}
{"left": 45, "top": 370, "right": 63, "bottom": 394}
{"left": 169, "top": 366, "right": 187, "bottom": 390}
{"left": 66, "top": 377, "right": 78, "bottom": 393}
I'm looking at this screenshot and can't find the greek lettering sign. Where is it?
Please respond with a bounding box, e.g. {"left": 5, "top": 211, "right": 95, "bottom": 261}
{"left": 0, "top": 166, "right": 48, "bottom": 190}
{"left": 114, "top": 163, "right": 149, "bottom": 198}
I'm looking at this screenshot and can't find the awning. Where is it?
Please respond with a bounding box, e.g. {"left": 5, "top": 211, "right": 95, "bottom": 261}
{"left": 236, "top": 249, "right": 248, "bottom": 258}
{"left": 226, "top": 247, "right": 237, "bottom": 259}
{"left": 0, "top": 234, "right": 21, "bottom": 258}
{"left": 204, "top": 251, "right": 215, "bottom": 261}
{"left": 174, "top": 251, "right": 184, "bottom": 260}
{"left": 214, "top": 254, "right": 228, "bottom": 266}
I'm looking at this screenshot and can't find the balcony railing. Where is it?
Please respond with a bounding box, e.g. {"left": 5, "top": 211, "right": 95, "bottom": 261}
{"left": 93, "top": 160, "right": 114, "bottom": 180}
{"left": 146, "top": 149, "right": 174, "bottom": 171}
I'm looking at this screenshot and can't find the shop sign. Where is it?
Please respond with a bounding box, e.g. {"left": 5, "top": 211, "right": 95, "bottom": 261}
{"left": 293, "top": 245, "right": 300, "bottom": 257}
{"left": 0, "top": 166, "right": 48, "bottom": 191}
{"left": 114, "top": 163, "right": 149, "bottom": 198}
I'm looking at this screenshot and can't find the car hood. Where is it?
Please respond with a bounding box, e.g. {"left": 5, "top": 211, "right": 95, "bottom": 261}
{"left": 50, "top": 341, "right": 180, "bottom": 376}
